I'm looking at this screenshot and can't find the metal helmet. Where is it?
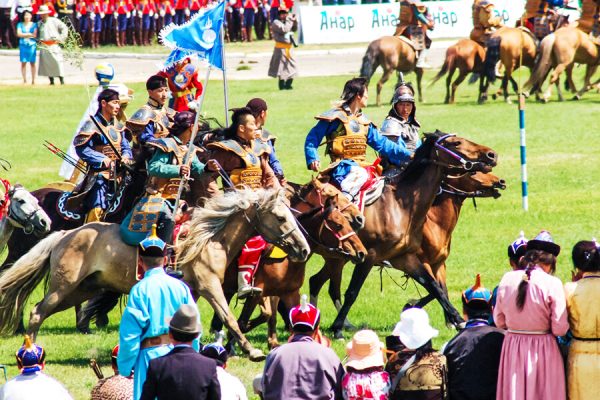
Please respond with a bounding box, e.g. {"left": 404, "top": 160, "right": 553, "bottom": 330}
{"left": 391, "top": 84, "right": 415, "bottom": 105}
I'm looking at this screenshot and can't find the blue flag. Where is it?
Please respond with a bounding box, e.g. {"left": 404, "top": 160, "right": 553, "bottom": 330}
{"left": 159, "top": 1, "right": 225, "bottom": 70}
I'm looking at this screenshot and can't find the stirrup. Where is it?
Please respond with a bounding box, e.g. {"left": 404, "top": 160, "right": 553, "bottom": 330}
{"left": 237, "top": 285, "right": 262, "bottom": 299}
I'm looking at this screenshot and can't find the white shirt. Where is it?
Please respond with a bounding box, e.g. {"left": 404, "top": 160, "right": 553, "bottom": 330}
{"left": 0, "top": 372, "right": 73, "bottom": 400}
{"left": 216, "top": 367, "right": 247, "bottom": 400}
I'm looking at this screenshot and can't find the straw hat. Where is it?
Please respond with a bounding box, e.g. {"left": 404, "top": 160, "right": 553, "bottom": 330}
{"left": 36, "top": 5, "right": 52, "bottom": 15}
{"left": 392, "top": 308, "right": 438, "bottom": 350}
{"left": 345, "top": 329, "right": 385, "bottom": 370}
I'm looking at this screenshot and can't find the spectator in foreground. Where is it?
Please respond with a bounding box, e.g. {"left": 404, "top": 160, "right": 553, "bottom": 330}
{"left": 261, "top": 295, "right": 345, "bottom": 400}
{"left": 387, "top": 307, "right": 447, "bottom": 400}
{"left": 0, "top": 335, "right": 73, "bottom": 400}
{"left": 342, "top": 329, "right": 391, "bottom": 400}
{"left": 494, "top": 230, "right": 569, "bottom": 400}
{"left": 442, "top": 275, "right": 505, "bottom": 400}
{"left": 141, "top": 304, "right": 220, "bottom": 400}
{"left": 201, "top": 341, "right": 248, "bottom": 400}
{"left": 91, "top": 345, "right": 133, "bottom": 400}
{"left": 564, "top": 240, "right": 600, "bottom": 400}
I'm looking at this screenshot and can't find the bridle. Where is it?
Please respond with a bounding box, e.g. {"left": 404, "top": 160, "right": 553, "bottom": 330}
{"left": 242, "top": 198, "right": 300, "bottom": 252}
{"left": 5, "top": 183, "right": 42, "bottom": 235}
{"left": 433, "top": 134, "right": 491, "bottom": 172}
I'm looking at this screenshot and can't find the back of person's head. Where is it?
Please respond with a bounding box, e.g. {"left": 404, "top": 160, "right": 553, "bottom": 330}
{"left": 16, "top": 335, "right": 46, "bottom": 375}
{"left": 289, "top": 295, "right": 321, "bottom": 335}
{"left": 225, "top": 107, "right": 254, "bottom": 139}
{"left": 508, "top": 231, "right": 528, "bottom": 265}
{"left": 516, "top": 230, "right": 560, "bottom": 311}
{"left": 392, "top": 307, "right": 438, "bottom": 356}
{"left": 461, "top": 274, "right": 493, "bottom": 320}
{"left": 169, "top": 304, "right": 202, "bottom": 343}
{"left": 170, "top": 111, "right": 196, "bottom": 137}
{"left": 341, "top": 77, "right": 368, "bottom": 104}
{"left": 245, "top": 98, "right": 268, "bottom": 118}
{"left": 572, "top": 240, "right": 600, "bottom": 273}
{"left": 146, "top": 74, "right": 167, "bottom": 91}
{"left": 200, "top": 342, "right": 228, "bottom": 367}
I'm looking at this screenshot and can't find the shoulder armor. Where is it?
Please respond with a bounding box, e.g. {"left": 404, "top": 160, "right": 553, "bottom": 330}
{"left": 73, "top": 119, "right": 100, "bottom": 147}
{"left": 165, "top": 107, "right": 176, "bottom": 119}
{"left": 259, "top": 129, "right": 277, "bottom": 143}
{"left": 380, "top": 117, "right": 404, "bottom": 137}
{"left": 147, "top": 137, "right": 179, "bottom": 153}
{"left": 183, "top": 63, "right": 197, "bottom": 75}
{"left": 315, "top": 108, "right": 349, "bottom": 123}
{"left": 207, "top": 138, "right": 244, "bottom": 155}
{"left": 252, "top": 138, "right": 272, "bottom": 156}
{"left": 356, "top": 113, "right": 372, "bottom": 126}
{"left": 127, "top": 105, "right": 157, "bottom": 127}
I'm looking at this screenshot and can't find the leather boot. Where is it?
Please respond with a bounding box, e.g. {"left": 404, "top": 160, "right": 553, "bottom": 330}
{"left": 237, "top": 269, "right": 262, "bottom": 299}
{"left": 284, "top": 79, "right": 293, "bottom": 90}
{"left": 85, "top": 207, "right": 103, "bottom": 223}
{"left": 120, "top": 30, "right": 127, "bottom": 46}
{"left": 115, "top": 30, "right": 122, "bottom": 46}
{"left": 415, "top": 49, "right": 431, "bottom": 69}
{"left": 142, "top": 28, "right": 149, "bottom": 45}
{"left": 278, "top": 79, "right": 285, "bottom": 90}
{"left": 245, "top": 26, "right": 252, "bottom": 42}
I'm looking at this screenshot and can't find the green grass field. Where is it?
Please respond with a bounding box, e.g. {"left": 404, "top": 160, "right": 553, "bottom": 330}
{"left": 1, "top": 69, "right": 599, "bottom": 399}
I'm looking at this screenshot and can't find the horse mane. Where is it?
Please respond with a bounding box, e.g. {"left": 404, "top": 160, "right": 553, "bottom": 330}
{"left": 177, "top": 189, "right": 279, "bottom": 265}
{"left": 393, "top": 130, "right": 446, "bottom": 184}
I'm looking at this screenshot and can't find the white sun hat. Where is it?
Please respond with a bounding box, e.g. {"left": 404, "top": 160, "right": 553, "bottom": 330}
{"left": 392, "top": 308, "right": 439, "bottom": 350}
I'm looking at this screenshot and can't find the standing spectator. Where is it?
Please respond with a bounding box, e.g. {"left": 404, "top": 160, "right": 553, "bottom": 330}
{"left": 91, "top": 345, "right": 134, "bottom": 400}
{"left": 0, "top": 335, "right": 73, "bottom": 400}
{"left": 90, "top": 0, "right": 103, "bottom": 47}
{"left": 388, "top": 307, "right": 447, "bottom": 400}
{"left": 201, "top": 341, "right": 248, "bottom": 400}
{"left": 253, "top": 0, "right": 267, "bottom": 39}
{"left": 55, "top": 0, "right": 75, "bottom": 28}
{"left": 242, "top": 0, "right": 255, "bottom": 41}
{"left": 16, "top": 9, "right": 37, "bottom": 84}
{"left": 229, "top": 0, "right": 241, "bottom": 41}
{"left": 140, "top": 304, "right": 220, "bottom": 400}
{"left": 0, "top": 0, "right": 15, "bottom": 48}
{"left": 267, "top": 0, "right": 277, "bottom": 23}
{"left": 342, "top": 329, "right": 391, "bottom": 400}
{"left": 261, "top": 295, "right": 345, "bottom": 400}
{"left": 268, "top": 7, "right": 296, "bottom": 90}
{"left": 564, "top": 240, "right": 600, "bottom": 400}
{"left": 37, "top": 4, "right": 67, "bottom": 85}
{"left": 246, "top": 97, "right": 285, "bottom": 184}
{"left": 117, "top": 227, "right": 200, "bottom": 400}
{"left": 76, "top": 0, "right": 91, "bottom": 46}
{"left": 442, "top": 275, "right": 505, "bottom": 400}
{"left": 494, "top": 230, "right": 569, "bottom": 400}
{"left": 188, "top": 0, "right": 201, "bottom": 18}
{"left": 102, "top": 0, "right": 115, "bottom": 45}
{"left": 173, "top": 0, "right": 187, "bottom": 25}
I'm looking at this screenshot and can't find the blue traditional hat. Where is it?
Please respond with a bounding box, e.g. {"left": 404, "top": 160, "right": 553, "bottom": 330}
{"left": 16, "top": 335, "right": 45, "bottom": 375}
{"left": 508, "top": 231, "right": 528, "bottom": 261}
{"left": 527, "top": 230, "right": 561, "bottom": 257}
{"left": 139, "top": 224, "right": 166, "bottom": 257}
{"left": 462, "top": 274, "right": 492, "bottom": 304}
{"left": 200, "top": 342, "right": 228, "bottom": 366}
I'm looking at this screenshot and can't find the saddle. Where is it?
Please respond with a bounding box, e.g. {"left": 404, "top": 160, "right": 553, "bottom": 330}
{"left": 396, "top": 35, "right": 419, "bottom": 52}
{"left": 56, "top": 191, "right": 85, "bottom": 222}
{"left": 355, "top": 174, "right": 385, "bottom": 212}
{"left": 519, "top": 26, "right": 540, "bottom": 46}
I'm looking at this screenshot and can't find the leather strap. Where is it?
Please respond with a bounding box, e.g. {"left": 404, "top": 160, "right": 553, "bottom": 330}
{"left": 140, "top": 334, "right": 170, "bottom": 349}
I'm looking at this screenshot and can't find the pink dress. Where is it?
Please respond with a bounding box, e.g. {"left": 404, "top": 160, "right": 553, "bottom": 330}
{"left": 493, "top": 267, "right": 569, "bottom": 400}
{"left": 342, "top": 369, "right": 391, "bottom": 400}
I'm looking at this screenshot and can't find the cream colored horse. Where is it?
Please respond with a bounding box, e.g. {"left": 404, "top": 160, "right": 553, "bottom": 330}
{"left": 0, "top": 189, "right": 310, "bottom": 361}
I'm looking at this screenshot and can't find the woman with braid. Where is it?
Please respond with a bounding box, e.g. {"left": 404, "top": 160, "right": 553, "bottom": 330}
{"left": 493, "top": 230, "right": 569, "bottom": 400}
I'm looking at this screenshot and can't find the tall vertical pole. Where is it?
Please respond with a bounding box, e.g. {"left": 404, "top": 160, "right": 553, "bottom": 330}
{"left": 221, "top": 27, "right": 230, "bottom": 127}
{"left": 519, "top": 95, "right": 528, "bottom": 211}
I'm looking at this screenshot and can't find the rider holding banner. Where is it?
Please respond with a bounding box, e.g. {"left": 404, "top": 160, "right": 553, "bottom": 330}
{"left": 71, "top": 88, "right": 133, "bottom": 223}
{"left": 304, "top": 77, "right": 411, "bottom": 200}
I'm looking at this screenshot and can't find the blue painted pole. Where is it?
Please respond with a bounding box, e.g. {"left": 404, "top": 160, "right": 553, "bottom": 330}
{"left": 519, "top": 94, "right": 528, "bottom": 211}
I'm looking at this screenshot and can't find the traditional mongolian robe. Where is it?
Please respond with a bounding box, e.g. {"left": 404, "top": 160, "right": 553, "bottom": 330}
{"left": 37, "top": 16, "right": 68, "bottom": 77}
{"left": 268, "top": 16, "right": 297, "bottom": 80}
{"left": 493, "top": 267, "right": 569, "bottom": 400}
{"left": 564, "top": 272, "right": 600, "bottom": 400}
{"left": 117, "top": 267, "right": 199, "bottom": 400}
{"left": 159, "top": 61, "right": 203, "bottom": 112}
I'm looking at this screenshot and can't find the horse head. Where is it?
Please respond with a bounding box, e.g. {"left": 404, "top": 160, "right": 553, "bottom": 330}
{"left": 442, "top": 171, "right": 506, "bottom": 199}
{"left": 254, "top": 189, "right": 310, "bottom": 263}
{"left": 427, "top": 130, "right": 498, "bottom": 173}
{"left": 318, "top": 204, "right": 367, "bottom": 263}
{"left": 308, "top": 178, "right": 365, "bottom": 230}
{"left": 4, "top": 183, "right": 51, "bottom": 235}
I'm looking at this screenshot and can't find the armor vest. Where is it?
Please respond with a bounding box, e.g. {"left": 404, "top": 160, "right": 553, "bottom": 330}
{"left": 73, "top": 118, "right": 126, "bottom": 179}
{"left": 380, "top": 116, "right": 420, "bottom": 152}
{"left": 146, "top": 137, "right": 188, "bottom": 199}
{"left": 316, "top": 108, "right": 371, "bottom": 164}
{"left": 208, "top": 139, "right": 271, "bottom": 189}
{"left": 126, "top": 98, "right": 175, "bottom": 143}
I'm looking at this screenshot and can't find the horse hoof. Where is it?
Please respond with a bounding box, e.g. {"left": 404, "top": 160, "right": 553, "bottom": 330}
{"left": 343, "top": 320, "right": 357, "bottom": 331}
{"left": 491, "top": 94, "right": 497, "bottom": 100}
{"left": 333, "top": 329, "right": 345, "bottom": 340}
{"left": 249, "top": 349, "right": 267, "bottom": 362}
{"left": 505, "top": 98, "right": 512, "bottom": 104}
{"left": 96, "top": 314, "right": 109, "bottom": 329}
{"left": 77, "top": 327, "right": 92, "bottom": 335}
{"left": 455, "top": 321, "right": 466, "bottom": 331}
{"left": 572, "top": 95, "right": 581, "bottom": 101}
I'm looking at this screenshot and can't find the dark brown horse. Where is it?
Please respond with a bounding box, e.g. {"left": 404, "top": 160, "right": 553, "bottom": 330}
{"left": 309, "top": 171, "right": 505, "bottom": 327}
{"left": 308, "top": 131, "right": 498, "bottom": 338}
{"left": 360, "top": 36, "right": 424, "bottom": 106}
{"left": 429, "top": 39, "right": 487, "bottom": 104}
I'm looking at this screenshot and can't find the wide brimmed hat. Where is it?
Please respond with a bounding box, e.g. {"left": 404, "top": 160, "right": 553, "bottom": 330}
{"left": 392, "top": 308, "right": 438, "bottom": 350}
{"left": 16, "top": 336, "right": 45, "bottom": 375}
{"left": 527, "top": 230, "right": 560, "bottom": 257}
{"left": 508, "top": 231, "right": 528, "bottom": 260}
{"left": 169, "top": 304, "right": 202, "bottom": 335}
{"left": 462, "top": 274, "right": 491, "bottom": 304}
{"left": 345, "top": 330, "right": 385, "bottom": 370}
{"left": 36, "top": 5, "right": 52, "bottom": 14}
{"left": 289, "top": 295, "right": 320, "bottom": 330}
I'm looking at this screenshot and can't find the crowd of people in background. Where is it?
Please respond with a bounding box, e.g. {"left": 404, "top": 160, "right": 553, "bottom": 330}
{"left": 2, "top": 228, "right": 599, "bottom": 400}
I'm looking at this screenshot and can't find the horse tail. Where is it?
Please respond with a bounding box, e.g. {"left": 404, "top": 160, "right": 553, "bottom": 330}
{"left": 429, "top": 47, "right": 455, "bottom": 87}
{"left": 524, "top": 33, "right": 556, "bottom": 92}
{"left": 360, "top": 40, "right": 379, "bottom": 84}
{"left": 0, "top": 231, "right": 66, "bottom": 334}
{"left": 483, "top": 36, "right": 502, "bottom": 83}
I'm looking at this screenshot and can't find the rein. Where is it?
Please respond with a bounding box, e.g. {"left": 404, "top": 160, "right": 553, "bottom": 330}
{"left": 433, "top": 134, "right": 489, "bottom": 172}
{"left": 0, "top": 179, "right": 10, "bottom": 220}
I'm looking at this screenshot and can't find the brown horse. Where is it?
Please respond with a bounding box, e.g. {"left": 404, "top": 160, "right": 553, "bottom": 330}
{"left": 429, "top": 39, "right": 486, "bottom": 104}
{"left": 0, "top": 189, "right": 310, "bottom": 361}
{"left": 308, "top": 131, "right": 497, "bottom": 338}
{"left": 481, "top": 26, "right": 538, "bottom": 103}
{"left": 309, "top": 171, "right": 505, "bottom": 327}
{"left": 360, "top": 36, "right": 424, "bottom": 106}
{"left": 524, "top": 26, "right": 600, "bottom": 102}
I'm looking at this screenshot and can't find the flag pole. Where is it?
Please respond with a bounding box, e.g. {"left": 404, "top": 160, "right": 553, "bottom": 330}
{"left": 518, "top": 14, "right": 528, "bottom": 211}
{"left": 221, "top": 26, "right": 230, "bottom": 127}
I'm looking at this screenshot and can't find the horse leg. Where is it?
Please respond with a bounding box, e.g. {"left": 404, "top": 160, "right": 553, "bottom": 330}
{"left": 554, "top": 76, "right": 564, "bottom": 102}
{"left": 376, "top": 68, "right": 394, "bottom": 107}
{"left": 200, "top": 277, "right": 266, "bottom": 361}
{"left": 565, "top": 64, "right": 577, "bottom": 93}
{"left": 478, "top": 74, "right": 488, "bottom": 104}
{"left": 444, "top": 65, "right": 455, "bottom": 104}
{"left": 330, "top": 259, "right": 374, "bottom": 339}
{"left": 574, "top": 64, "right": 598, "bottom": 100}
{"left": 509, "top": 76, "right": 519, "bottom": 95}
{"left": 415, "top": 67, "right": 424, "bottom": 102}
{"left": 210, "top": 290, "right": 234, "bottom": 334}
{"left": 327, "top": 263, "right": 357, "bottom": 331}
{"left": 501, "top": 73, "right": 511, "bottom": 103}
{"left": 266, "top": 296, "right": 280, "bottom": 349}
{"left": 450, "top": 70, "right": 467, "bottom": 105}
{"left": 309, "top": 262, "right": 332, "bottom": 307}
{"left": 239, "top": 295, "right": 265, "bottom": 333}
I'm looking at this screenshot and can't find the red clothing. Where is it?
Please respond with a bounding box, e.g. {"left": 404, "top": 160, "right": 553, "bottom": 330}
{"left": 76, "top": 0, "right": 89, "bottom": 14}
{"left": 158, "top": 61, "right": 203, "bottom": 112}
{"left": 243, "top": 0, "right": 257, "bottom": 9}
{"left": 189, "top": 0, "right": 204, "bottom": 11}
{"left": 116, "top": 0, "right": 131, "bottom": 15}
{"left": 174, "top": 0, "right": 187, "bottom": 10}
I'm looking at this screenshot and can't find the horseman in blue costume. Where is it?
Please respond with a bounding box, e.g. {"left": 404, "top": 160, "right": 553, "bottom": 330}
{"left": 120, "top": 111, "right": 217, "bottom": 261}
{"left": 304, "top": 77, "right": 412, "bottom": 199}
{"left": 117, "top": 225, "right": 200, "bottom": 400}
{"left": 70, "top": 88, "right": 133, "bottom": 223}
